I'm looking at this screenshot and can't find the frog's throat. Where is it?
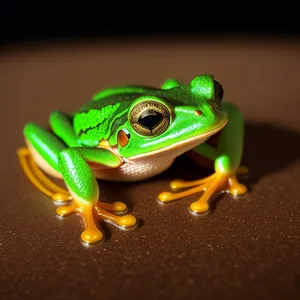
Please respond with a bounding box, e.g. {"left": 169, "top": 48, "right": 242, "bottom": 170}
{"left": 128, "top": 119, "right": 228, "bottom": 161}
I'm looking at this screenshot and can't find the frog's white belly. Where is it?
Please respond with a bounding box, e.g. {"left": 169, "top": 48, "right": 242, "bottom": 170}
{"left": 92, "top": 155, "right": 175, "bottom": 182}
{"left": 92, "top": 137, "right": 209, "bottom": 182}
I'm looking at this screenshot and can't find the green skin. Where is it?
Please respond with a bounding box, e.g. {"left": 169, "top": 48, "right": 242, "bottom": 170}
{"left": 23, "top": 74, "right": 244, "bottom": 205}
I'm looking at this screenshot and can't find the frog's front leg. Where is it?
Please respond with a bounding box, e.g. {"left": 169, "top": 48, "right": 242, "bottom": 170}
{"left": 158, "top": 102, "right": 248, "bottom": 214}
{"left": 18, "top": 123, "right": 136, "bottom": 244}
{"left": 56, "top": 147, "right": 136, "bottom": 244}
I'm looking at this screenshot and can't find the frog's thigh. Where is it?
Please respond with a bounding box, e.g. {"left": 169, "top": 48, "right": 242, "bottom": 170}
{"left": 217, "top": 101, "right": 244, "bottom": 171}
{"left": 189, "top": 102, "right": 244, "bottom": 171}
{"left": 24, "top": 122, "right": 66, "bottom": 178}
{"left": 161, "top": 78, "right": 183, "bottom": 89}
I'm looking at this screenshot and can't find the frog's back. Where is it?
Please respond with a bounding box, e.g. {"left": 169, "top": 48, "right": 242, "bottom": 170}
{"left": 71, "top": 82, "right": 193, "bottom": 146}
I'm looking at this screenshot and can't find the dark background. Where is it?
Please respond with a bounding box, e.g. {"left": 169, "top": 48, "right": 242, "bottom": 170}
{"left": 1, "top": 3, "right": 300, "bottom": 46}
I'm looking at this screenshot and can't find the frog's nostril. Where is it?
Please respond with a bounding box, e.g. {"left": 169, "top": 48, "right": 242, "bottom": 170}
{"left": 194, "top": 110, "right": 203, "bottom": 116}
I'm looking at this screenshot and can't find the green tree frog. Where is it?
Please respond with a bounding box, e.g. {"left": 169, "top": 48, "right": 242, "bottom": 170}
{"left": 17, "top": 74, "right": 247, "bottom": 245}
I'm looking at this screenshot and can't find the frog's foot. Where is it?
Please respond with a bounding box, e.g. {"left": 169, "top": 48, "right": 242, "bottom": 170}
{"left": 17, "top": 147, "right": 129, "bottom": 214}
{"left": 56, "top": 200, "right": 103, "bottom": 244}
{"left": 94, "top": 203, "right": 137, "bottom": 229}
{"left": 57, "top": 200, "right": 136, "bottom": 244}
{"left": 158, "top": 166, "right": 248, "bottom": 214}
{"left": 53, "top": 192, "right": 129, "bottom": 214}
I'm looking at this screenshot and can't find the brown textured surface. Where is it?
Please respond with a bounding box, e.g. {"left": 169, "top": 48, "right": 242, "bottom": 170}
{"left": 0, "top": 38, "right": 300, "bottom": 300}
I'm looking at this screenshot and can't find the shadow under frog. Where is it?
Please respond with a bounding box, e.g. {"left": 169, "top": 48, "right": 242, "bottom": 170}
{"left": 151, "top": 121, "right": 300, "bottom": 211}
{"left": 241, "top": 121, "right": 300, "bottom": 187}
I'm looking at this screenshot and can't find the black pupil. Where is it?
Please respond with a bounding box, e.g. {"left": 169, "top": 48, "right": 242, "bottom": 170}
{"left": 138, "top": 109, "right": 163, "bottom": 130}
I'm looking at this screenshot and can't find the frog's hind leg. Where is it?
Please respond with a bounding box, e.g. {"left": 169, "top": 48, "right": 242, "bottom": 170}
{"left": 161, "top": 78, "right": 183, "bottom": 89}
{"left": 158, "top": 102, "right": 248, "bottom": 214}
{"left": 17, "top": 123, "right": 71, "bottom": 202}
{"left": 17, "top": 147, "right": 71, "bottom": 201}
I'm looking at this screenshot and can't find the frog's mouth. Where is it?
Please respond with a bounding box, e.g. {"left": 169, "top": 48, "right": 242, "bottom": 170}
{"left": 126, "top": 118, "right": 228, "bottom": 161}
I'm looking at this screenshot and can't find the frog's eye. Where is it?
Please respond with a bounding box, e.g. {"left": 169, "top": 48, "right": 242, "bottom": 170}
{"left": 214, "top": 80, "right": 224, "bottom": 106}
{"left": 129, "top": 100, "right": 171, "bottom": 137}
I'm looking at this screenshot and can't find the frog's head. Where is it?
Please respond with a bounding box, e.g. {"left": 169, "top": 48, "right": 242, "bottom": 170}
{"left": 114, "top": 74, "right": 228, "bottom": 160}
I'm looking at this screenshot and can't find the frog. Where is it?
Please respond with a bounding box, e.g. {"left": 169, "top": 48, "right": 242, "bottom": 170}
{"left": 17, "top": 74, "right": 248, "bottom": 245}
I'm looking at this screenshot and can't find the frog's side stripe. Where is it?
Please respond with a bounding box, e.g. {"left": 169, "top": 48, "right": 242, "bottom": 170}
{"left": 73, "top": 102, "right": 129, "bottom": 146}
{"left": 92, "top": 86, "right": 157, "bottom": 101}
{"left": 108, "top": 110, "right": 130, "bottom": 145}
{"left": 103, "top": 107, "right": 129, "bottom": 141}
{"left": 73, "top": 104, "right": 120, "bottom": 146}
{"left": 74, "top": 104, "right": 121, "bottom": 133}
